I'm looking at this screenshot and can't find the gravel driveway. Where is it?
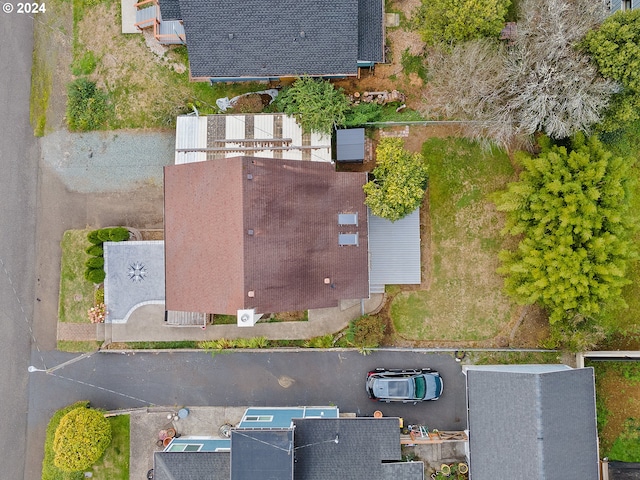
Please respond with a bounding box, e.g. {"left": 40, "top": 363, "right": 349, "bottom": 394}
{"left": 40, "top": 130, "right": 174, "bottom": 193}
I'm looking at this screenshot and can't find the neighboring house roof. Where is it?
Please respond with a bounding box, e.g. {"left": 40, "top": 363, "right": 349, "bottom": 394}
{"left": 158, "top": 0, "right": 384, "bottom": 79}
{"left": 157, "top": 0, "right": 181, "bottom": 20}
{"left": 174, "top": 114, "right": 332, "bottom": 164}
{"left": 367, "top": 208, "right": 421, "bottom": 292}
{"left": 164, "top": 156, "right": 369, "bottom": 315}
{"left": 293, "top": 417, "right": 420, "bottom": 480}
{"left": 608, "top": 461, "right": 640, "bottom": 480}
{"left": 231, "top": 429, "right": 294, "bottom": 480}
{"left": 357, "top": 0, "right": 385, "bottom": 63}
{"left": 180, "top": 0, "right": 358, "bottom": 79}
{"left": 103, "top": 241, "right": 166, "bottom": 323}
{"left": 154, "top": 451, "right": 230, "bottom": 480}
{"left": 466, "top": 366, "right": 599, "bottom": 480}
{"left": 155, "top": 416, "right": 422, "bottom": 480}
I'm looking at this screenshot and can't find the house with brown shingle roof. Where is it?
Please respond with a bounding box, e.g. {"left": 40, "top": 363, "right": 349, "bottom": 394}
{"left": 163, "top": 156, "right": 369, "bottom": 320}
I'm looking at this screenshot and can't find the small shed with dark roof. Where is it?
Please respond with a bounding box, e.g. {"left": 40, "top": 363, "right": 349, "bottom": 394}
{"left": 164, "top": 156, "right": 369, "bottom": 315}
{"left": 335, "top": 128, "right": 365, "bottom": 163}
{"left": 466, "top": 365, "right": 600, "bottom": 480}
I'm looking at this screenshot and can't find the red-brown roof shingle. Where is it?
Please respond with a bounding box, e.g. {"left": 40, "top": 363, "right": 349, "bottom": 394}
{"left": 165, "top": 157, "right": 369, "bottom": 314}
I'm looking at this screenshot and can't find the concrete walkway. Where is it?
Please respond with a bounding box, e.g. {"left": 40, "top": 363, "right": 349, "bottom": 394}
{"left": 56, "top": 322, "right": 103, "bottom": 342}
{"left": 100, "top": 294, "right": 385, "bottom": 343}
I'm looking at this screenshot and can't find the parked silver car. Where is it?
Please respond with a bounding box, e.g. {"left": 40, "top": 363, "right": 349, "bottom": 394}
{"left": 366, "top": 368, "right": 443, "bottom": 403}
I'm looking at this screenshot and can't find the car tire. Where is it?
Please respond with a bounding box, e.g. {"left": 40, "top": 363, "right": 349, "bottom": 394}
{"left": 421, "top": 368, "right": 432, "bottom": 373}
{"left": 374, "top": 368, "right": 385, "bottom": 372}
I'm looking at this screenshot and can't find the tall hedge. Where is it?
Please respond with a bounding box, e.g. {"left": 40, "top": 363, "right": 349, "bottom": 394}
{"left": 53, "top": 407, "right": 112, "bottom": 472}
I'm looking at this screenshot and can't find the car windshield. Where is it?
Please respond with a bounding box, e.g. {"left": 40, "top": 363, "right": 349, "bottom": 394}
{"left": 414, "top": 376, "right": 426, "bottom": 399}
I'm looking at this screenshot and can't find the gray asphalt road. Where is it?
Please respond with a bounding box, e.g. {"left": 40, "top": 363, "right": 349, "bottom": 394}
{"left": 0, "top": 9, "right": 38, "bottom": 480}
{"left": 27, "top": 350, "right": 467, "bottom": 441}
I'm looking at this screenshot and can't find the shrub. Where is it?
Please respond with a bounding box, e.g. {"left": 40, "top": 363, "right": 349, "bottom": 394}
{"left": 304, "top": 334, "right": 334, "bottom": 348}
{"left": 85, "top": 244, "right": 103, "bottom": 256}
{"left": 87, "top": 230, "right": 103, "bottom": 245}
{"left": 96, "top": 228, "right": 113, "bottom": 242}
{"left": 66, "top": 78, "right": 110, "bottom": 131}
{"left": 94, "top": 286, "right": 104, "bottom": 305}
{"left": 42, "top": 401, "right": 89, "bottom": 480}
{"left": 344, "top": 102, "right": 383, "bottom": 127}
{"left": 363, "top": 138, "right": 428, "bottom": 221}
{"left": 336, "top": 315, "right": 386, "bottom": 348}
{"left": 412, "top": 0, "right": 510, "bottom": 45}
{"left": 53, "top": 407, "right": 111, "bottom": 472}
{"left": 107, "top": 227, "right": 130, "bottom": 242}
{"left": 85, "top": 256, "right": 104, "bottom": 269}
{"left": 276, "top": 76, "right": 350, "bottom": 134}
{"left": 94, "top": 227, "right": 129, "bottom": 242}
{"left": 351, "top": 315, "right": 386, "bottom": 348}
{"left": 84, "top": 268, "right": 105, "bottom": 284}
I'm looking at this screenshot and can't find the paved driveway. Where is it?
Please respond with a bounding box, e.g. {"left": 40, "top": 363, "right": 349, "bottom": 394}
{"left": 27, "top": 350, "right": 466, "bottom": 454}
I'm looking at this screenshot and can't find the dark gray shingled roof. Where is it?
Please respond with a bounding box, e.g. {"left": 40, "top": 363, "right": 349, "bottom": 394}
{"left": 154, "top": 451, "right": 230, "bottom": 480}
{"left": 467, "top": 367, "right": 600, "bottom": 480}
{"left": 293, "top": 418, "right": 418, "bottom": 480}
{"left": 358, "top": 0, "right": 385, "bottom": 62}
{"left": 230, "top": 429, "right": 294, "bottom": 480}
{"left": 179, "top": 0, "right": 359, "bottom": 79}
{"left": 158, "top": 0, "right": 181, "bottom": 21}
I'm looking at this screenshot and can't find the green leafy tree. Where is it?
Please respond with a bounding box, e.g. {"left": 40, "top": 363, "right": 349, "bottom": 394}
{"left": 412, "top": 0, "right": 511, "bottom": 46}
{"left": 364, "top": 138, "right": 428, "bottom": 222}
{"left": 276, "top": 77, "right": 350, "bottom": 134}
{"left": 584, "top": 10, "right": 640, "bottom": 130}
{"left": 53, "top": 406, "right": 112, "bottom": 472}
{"left": 494, "top": 134, "right": 637, "bottom": 324}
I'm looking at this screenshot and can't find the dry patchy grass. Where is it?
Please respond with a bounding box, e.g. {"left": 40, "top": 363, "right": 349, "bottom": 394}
{"left": 390, "top": 137, "right": 518, "bottom": 342}
{"left": 59, "top": 229, "right": 94, "bottom": 323}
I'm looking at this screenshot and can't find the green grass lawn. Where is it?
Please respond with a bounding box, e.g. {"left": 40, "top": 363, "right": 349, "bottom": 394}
{"left": 87, "top": 414, "right": 130, "bottom": 480}
{"left": 59, "top": 229, "right": 95, "bottom": 323}
{"left": 42, "top": 405, "right": 130, "bottom": 480}
{"left": 390, "top": 138, "right": 517, "bottom": 341}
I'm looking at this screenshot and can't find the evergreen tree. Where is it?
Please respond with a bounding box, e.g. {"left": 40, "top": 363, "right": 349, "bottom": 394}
{"left": 494, "top": 134, "right": 637, "bottom": 323}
